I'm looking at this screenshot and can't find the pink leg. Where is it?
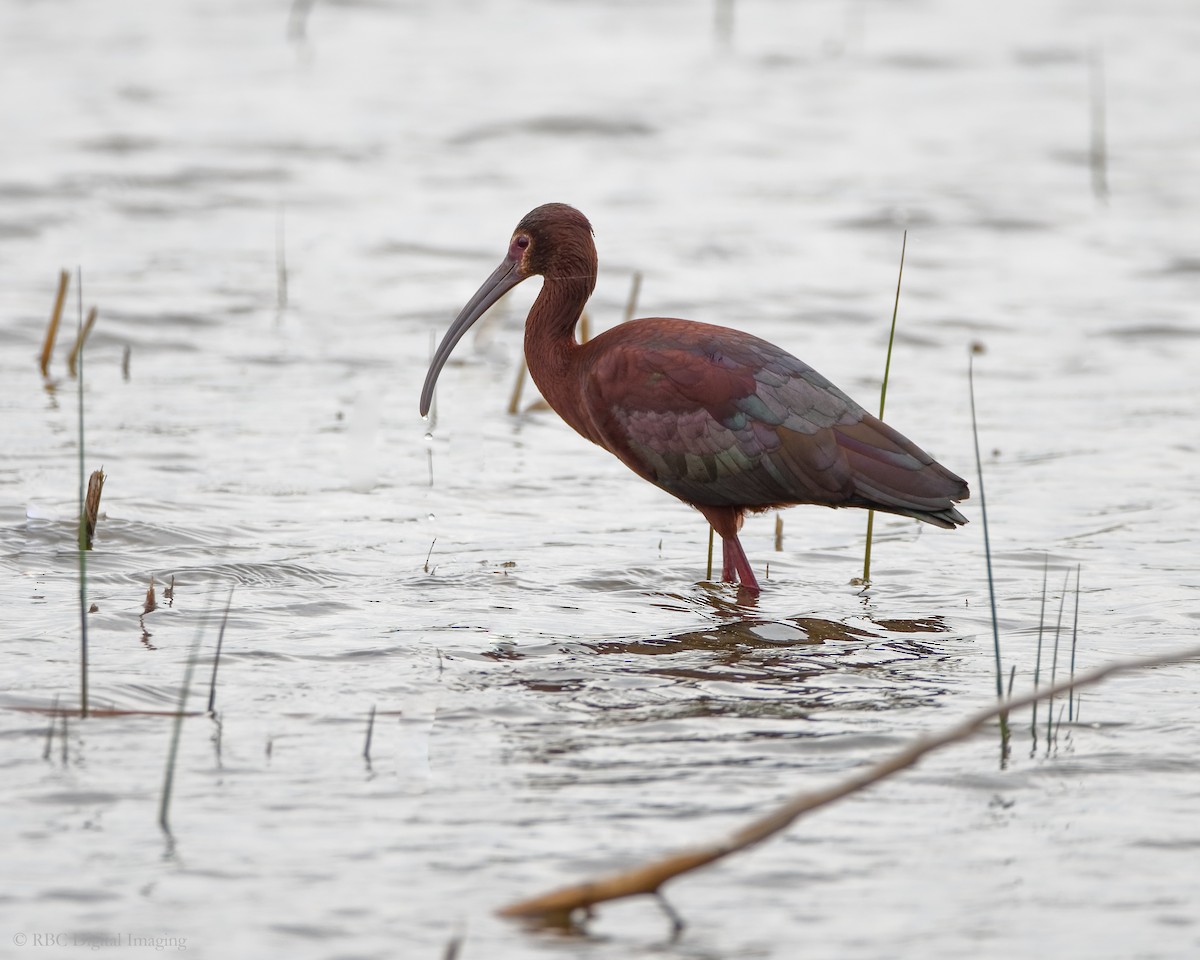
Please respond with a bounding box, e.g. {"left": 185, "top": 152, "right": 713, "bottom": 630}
{"left": 720, "top": 537, "right": 738, "bottom": 582}
{"left": 699, "top": 506, "right": 760, "bottom": 593}
{"left": 722, "top": 534, "right": 761, "bottom": 594}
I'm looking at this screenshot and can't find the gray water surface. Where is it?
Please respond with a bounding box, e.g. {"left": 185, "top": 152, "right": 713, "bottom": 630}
{"left": 3, "top": 1, "right": 1199, "bottom": 958}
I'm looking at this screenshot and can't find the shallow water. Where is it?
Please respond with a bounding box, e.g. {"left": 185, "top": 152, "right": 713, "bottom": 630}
{"left": 3, "top": 0, "right": 1200, "bottom": 957}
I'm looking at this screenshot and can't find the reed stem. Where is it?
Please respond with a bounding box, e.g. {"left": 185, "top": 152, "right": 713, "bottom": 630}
{"left": 862, "top": 231, "right": 906, "bottom": 584}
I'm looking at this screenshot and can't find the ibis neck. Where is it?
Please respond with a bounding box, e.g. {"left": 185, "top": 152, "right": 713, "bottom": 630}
{"left": 523, "top": 274, "right": 595, "bottom": 435}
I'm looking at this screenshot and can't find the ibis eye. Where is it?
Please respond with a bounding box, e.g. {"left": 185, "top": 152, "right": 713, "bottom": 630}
{"left": 515, "top": 235, "right": 530, "bottom": 249}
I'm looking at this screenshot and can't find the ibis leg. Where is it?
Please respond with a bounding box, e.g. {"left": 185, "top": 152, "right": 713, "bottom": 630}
{"left": 722, "top": 534, "right": 760, "bottom": 593}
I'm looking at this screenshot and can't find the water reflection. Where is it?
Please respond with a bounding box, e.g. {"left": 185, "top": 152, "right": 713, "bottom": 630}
{"left": 479, "top": 613, "right": 958, "bottom": 731}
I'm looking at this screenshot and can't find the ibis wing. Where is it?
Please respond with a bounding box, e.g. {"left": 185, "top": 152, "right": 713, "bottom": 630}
{"left": 582, "top": 320, "right": 967, "bottom": 519}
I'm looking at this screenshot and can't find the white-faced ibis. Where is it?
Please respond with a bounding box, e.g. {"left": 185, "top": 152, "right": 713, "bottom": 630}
{"left": 420, "top": 203, "right": 968, "bottom": 594}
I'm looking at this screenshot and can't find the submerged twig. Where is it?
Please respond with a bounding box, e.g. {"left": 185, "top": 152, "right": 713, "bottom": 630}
{"left": 499, "top": 645, "right": 1200, "bottom": 927}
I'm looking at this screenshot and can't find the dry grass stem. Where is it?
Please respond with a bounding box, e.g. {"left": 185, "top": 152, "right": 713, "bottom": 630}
{"left": 773, "top": 514, "right": 783, "bottom": 551}
{"left": 40, "top": 270, "right": 70, "bottom": 377}
{"left": 498, "top": 645, "right": 1200, "bottom": 925}
{"left": 67, "top": 307, "right": 98, "bottom": 378}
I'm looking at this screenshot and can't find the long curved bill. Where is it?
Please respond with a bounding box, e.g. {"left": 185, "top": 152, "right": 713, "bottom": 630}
{"left": 419, "top": 256, "right": 526, "bottom": 417}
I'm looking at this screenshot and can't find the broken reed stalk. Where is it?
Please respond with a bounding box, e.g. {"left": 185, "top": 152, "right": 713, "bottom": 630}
{"left": 774, "top": 514, "right": 783, "bottom": 551}
{"left": 967, "top": 347, "right": 1007, "bottom": 744}
{"left": 861, "top": 231, "right": 907, "bottom": 585}
{"left": 67, "top": 307, "right": 98, "bottom": 378}
{"left": 206, "top": 586, "right": 235, "bottom": 715}
{"left": 159, "top": 601, "right": 210, "bottom": 836}
{"left": 144, "top": 575, "right": 158, "bottom": 615}
{"left": 82, "top": 469, "right": 106, "bottom": 550}
{"left": 75, "top": 268, "right": 89, "bottom": 718}
{"left": 706, "top": 526, "right": 714, "bottom": 582}
{"left": 40, "top": 269, "right": 70, "bottom": 377}
{"left": 499, "top": 644, "right": 1200, "bottom": 926}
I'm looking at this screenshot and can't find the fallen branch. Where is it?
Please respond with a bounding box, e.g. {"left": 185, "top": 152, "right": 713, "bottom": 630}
{"left": 499, "top": 644, "right": 1200, "bottom": 926}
